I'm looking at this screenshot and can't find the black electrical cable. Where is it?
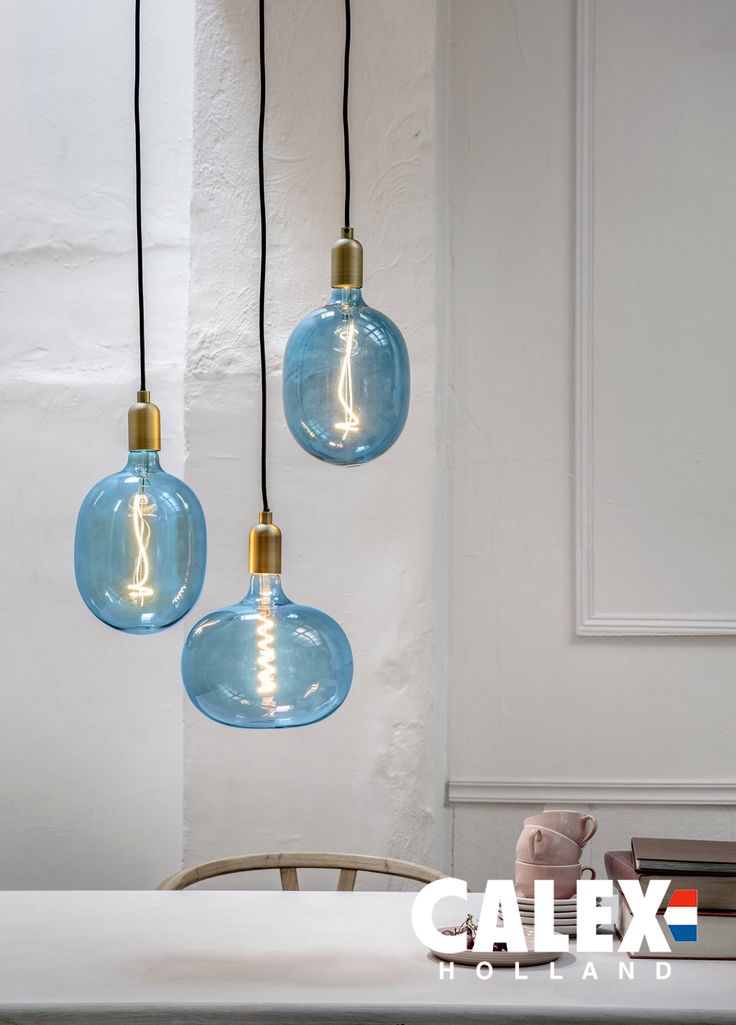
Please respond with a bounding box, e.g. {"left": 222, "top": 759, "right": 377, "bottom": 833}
{"left": 258, "top": 0, "right": 270, "bottom": 513}
{"left": 134, "top": 0, "right": 146, "bottom": 392}
{"left": 342, "top": 0, "right": 351, "bottom": 228}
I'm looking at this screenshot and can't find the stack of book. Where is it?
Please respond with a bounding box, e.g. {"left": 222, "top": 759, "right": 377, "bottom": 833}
{"left": 605, "top": 837, "right": 736, "bottom": 959}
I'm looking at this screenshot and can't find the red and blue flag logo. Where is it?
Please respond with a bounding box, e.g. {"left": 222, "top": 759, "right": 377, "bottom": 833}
{"left": 663, "top": 889, "right": 698, "bottom": 942}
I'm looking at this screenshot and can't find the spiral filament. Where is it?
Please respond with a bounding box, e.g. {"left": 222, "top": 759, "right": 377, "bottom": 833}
{"left": 256, "top": 580, "right": 277, "bottom": 710}
{"left": 127, "top": 487, "right": 154, "bottom": 605}
{"left": 335, "top": 317, "right": 360, "bottom": 440}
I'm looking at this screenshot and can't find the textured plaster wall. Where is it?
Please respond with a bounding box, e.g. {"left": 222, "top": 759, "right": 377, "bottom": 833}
{"left": 0, "top": 0, "right": 194, "bottom": 886}
{"left": 184, "top": 0, "right": 449, "bottom": 882}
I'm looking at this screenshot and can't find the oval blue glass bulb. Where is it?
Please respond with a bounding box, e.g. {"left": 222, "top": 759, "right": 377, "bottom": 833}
{"left": 74, "top": 450, "right": 207, "bottom": 634}
{"left": 283, "top": 287, "right": 410, "bottom": 465}
{"left": 182, "top": 574, "right": 353, "bottom": 728}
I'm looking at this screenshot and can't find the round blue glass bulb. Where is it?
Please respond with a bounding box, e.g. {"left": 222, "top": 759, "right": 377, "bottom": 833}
{"left": 74, "top": 450, "right": 207, "bottom": 634}
{"left": 182, "top": 573, "right": 353, "bottom": 729}
{"left": 283, "top": 287, "right": 410, "bottom": 465}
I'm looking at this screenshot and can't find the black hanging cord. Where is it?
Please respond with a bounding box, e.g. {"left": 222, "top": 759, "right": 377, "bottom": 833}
{"left": 258, "top": 0, "right": 270, "bottom": 513}
{"left": 342, "top": 0, "right": 351, "bottom": 228}
{"left": 134, "top": 0, "right": 146, "bottom": 392}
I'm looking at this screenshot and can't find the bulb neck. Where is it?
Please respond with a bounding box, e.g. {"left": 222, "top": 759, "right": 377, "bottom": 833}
{"left": 244, "top": 573, "right": 287, "bottom": 605}
{"left": 125, "top": 450, "right": 161, "bottom": 476}
{"left": 330, "top": 287, "right": 364, "bottom": 307}
{"left": 331, "top": 227, "right": 363, "bottom": 289}
{"left": 128, "top": 391, "right": 161, "bottom": 452}
{"left": 248, "top": 511, "right": 282, "bottom": 575}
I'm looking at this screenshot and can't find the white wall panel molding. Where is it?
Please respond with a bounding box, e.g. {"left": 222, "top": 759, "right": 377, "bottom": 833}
{"left": 575, "top": 0, "right": 736, "bottom": 635}
{"left": 575, "top": 0, "right": 598, "bottom": 634}
{"left": 449, "top": 779, "right": 736, "bottom": 806}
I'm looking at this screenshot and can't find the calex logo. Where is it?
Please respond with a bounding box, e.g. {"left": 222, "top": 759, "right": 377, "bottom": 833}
{"left": 411, "top": 878, "right": 698, "bottom": 955}
{"left": 663, "top": 889, "right": 698, "bottom": 942}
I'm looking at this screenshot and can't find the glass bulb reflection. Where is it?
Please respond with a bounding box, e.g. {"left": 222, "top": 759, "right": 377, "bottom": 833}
{"left": 181, "top": 573, "right": 353, "bottom": 728}
{"left": 283, "top": 288, "right": 410, "bottom": 465}
{"left": 74, "top": 451, "right": 206, "bottom": 634}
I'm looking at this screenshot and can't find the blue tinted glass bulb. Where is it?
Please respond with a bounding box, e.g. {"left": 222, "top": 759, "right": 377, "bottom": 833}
{"left": 283, "top": 287, "right": 410, "bottom": 465}
{"left": 182, "top": 572, "right": 353, "bottom": 729}
{"left": 74, "top": 449, "right": 207, "bottom": 634}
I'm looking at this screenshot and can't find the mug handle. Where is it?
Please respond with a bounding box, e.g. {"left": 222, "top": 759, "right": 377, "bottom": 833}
{"left": 580, "top": 866, "right": 596, "bottom": 880}
{"left": 579, "top": 815, "right": 598, "bottom": 846}
{"left": 527, "top": 828, "right": 543, "bottom": 861}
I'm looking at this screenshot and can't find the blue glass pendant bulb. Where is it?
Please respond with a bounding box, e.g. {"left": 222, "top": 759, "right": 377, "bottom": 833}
{"left": 74, "top": 393, "right": 206, "bottom": 634}
{"left": 182, "top": 3, "right": 352, "bottom": 729}
{"left": 283, "top": 230, "right": 410, "bottom": 466}
{"left": 182, "top": 513, "right": 352, "bottom": 728}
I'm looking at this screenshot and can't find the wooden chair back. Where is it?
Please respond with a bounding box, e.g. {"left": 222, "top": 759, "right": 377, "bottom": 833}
{"left": 157, "top": 852, "right": 446, "bottom": 892}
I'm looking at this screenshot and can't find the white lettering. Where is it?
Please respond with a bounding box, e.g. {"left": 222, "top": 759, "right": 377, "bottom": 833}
{"left": 411, "top": 878, "right": 468, "bottom": 956}
{"left": 532, "top": 880, "right": 569, "bottom": 952}
{"left": 656, "top": 961, "right": 672, "bottom": 981}
{"left": 475, "top": 880, "right": 528, "bottom": 953}
{"left": 438, "top": 960, "right": 454, "bottom": 980}
{"left": 577, "top": 880, "right": 613, "bottom": 953}
{"left": 476, "top": 961, "right": 493, "bottom": 980}
{"left": 581, "top": 960, "right": 598, "bottom": 980}
{"left": 619, "top": 880, "right": 671, "bottom": 954}
{"left": 618, "top": 960, "right": 634, "bottom": 980}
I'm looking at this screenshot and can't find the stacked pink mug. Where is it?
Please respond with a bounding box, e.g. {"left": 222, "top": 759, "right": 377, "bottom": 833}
{"left": 515, "top": 809, "right": 598, "bottom": 899}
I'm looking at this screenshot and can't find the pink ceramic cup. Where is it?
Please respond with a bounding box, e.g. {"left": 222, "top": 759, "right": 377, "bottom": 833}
{"left": 523, "top": 809, "right": 597, "bottom": 846}
{"left": 514, "top": 860, "right": 596, "bottom": 899}
{"left": 515, "top": 825, "right": 583, "bottom": 866}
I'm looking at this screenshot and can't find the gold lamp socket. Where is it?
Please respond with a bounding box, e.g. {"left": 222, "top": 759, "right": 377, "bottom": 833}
{"left": 331, "top": 227, "right": 363, "bottom": 289}
{"left": 249, "top": 511, "right": 282, "bottom": 575}
{"left": 128, "top": 390, "right": 161, "bottom": 451}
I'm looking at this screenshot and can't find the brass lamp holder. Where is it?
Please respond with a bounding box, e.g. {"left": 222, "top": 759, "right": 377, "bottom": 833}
{"left": 331, "top": 227, "right": 363, "bottom": 289}
{"left": 128, "top": 391, "right": 161, "bottom": 452}
{"left": 249, "top": 511, "right": 282, "bottom": 575}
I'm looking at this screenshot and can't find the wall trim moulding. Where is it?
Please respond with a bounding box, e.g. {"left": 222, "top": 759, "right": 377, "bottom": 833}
{"left": 575, "top": 0, "right": 736, "bottom": 635}
{"left": 448, "top": 779, "right": 736, "bottom": 806}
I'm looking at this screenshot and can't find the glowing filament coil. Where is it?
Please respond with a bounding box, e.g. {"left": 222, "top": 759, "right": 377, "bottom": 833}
{"left": 335, "top": 318, "right": 360, "bottom": 439}
{"left": 256, "top": 609, "right": 276, "bottom": 696}
{"left": 128, "top": 490, "right": 154, "bottom": 605}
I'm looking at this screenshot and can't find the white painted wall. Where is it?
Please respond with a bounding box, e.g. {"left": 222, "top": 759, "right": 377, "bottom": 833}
{"left": 183, "top": 0, "right": 449, "bottom": 886}
{"left": 448, "top": 0, "right": 736, "bottom": 888}
{"left": 0, "top": 0, "right": 194, "bottom": 886}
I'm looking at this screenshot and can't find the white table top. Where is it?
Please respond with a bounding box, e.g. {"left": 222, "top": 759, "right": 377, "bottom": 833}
{"left": 0, "top": 891, "right": 734, "bottom": 1024}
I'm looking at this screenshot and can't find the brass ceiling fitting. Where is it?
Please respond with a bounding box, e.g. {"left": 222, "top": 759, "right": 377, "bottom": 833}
{"left": 331, "top": 227, "right": 363, "bottom": 289}
{"left": 128, "top": 390, "right": 161, "bottom": 452}
{"left": 249, "top": 511, "right": 282, "bottom": 575}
